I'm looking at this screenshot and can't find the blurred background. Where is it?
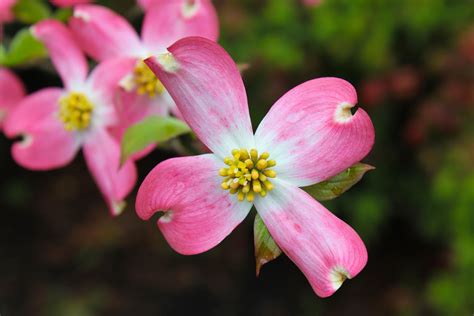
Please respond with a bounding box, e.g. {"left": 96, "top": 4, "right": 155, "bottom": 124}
{"left": 1, "top": 0, "right": 473, "bottom": 315}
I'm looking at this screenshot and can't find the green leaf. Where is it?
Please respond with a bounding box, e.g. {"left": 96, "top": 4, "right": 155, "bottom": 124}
{"left": 53, "top": 8, "right": 73, "bottom": 22}
{"left": 13, "top": 0, "right": 51, "bottom": 24}
{"left": 254, "top": 213, "right": 282, "bottom": 276}
{"left": 303, "top": 163, "right": 375, "bottom": 201}
{"left": 120, "top": 116, "right": 191, "bottom": 165}
{"left": 1, "top": 28, "right": 47, "bottom": 67}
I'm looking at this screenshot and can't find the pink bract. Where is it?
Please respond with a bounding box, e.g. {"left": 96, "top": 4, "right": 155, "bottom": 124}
{"left": 0, "top": 0, "right": 16, "bottom": 23}
{"left": 4, "top": 20, "right": 136, "bottom": 216}
{"left": 0, "top": 67, "right": 25, "bottom": 130}
{"left": 137, "top": 37, "right": 375, "bottom": 297}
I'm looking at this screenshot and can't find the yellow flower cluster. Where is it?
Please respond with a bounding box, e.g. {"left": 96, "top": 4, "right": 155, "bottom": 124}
{"left": 219, "top": 148, "right": 277, "bottom": 202}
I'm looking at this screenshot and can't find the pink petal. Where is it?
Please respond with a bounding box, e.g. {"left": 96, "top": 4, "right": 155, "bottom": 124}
{"left": 32, "top": 20, "right": 88, "bottom": 90}
{"left": 136, "top": 154, "right": 252, "bottom": 255}
{"left": 0, "top": 0, "right": 16, "bottom": 23}
{"left": 4, "top": 88, "right": 80, "bottom": 170}
{"left": 70, "top": 4, "right": 144, "bottom": 61}
{"left": 50, "top": 0, "right": 92, "bottom": 7}
{"left": 0, "top": 67, "right": 25, "bottom": 129}
{"left": 83, "top": 128, "right": 137, "bottom": 216}
{"left": 142, "top": 0, "right": 219, "bottom": 53}
{"left": 254, "top": 180, "right": 367, "bottom": 297}
{"left": 87, "top": 57, "right": 136, "bottom": 107}
{"left": 145, "top": 37, "right": 254, "bottom": 158}
{"left": 255, "top": 78, "right": 375, "bottom": 186}
{"left": 136, "top": 0, "right": 152, "bottom": 10}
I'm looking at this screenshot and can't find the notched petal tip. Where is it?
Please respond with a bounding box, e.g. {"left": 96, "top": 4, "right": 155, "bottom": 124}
{"left": 182, "top": 0, "right": 199, "bottom": 18}
{"left": 158, "top": 210, "right": 174, "bottom": 223}
{"left": 19, "top": 134, "right": 33, "bottom": 147}
{"left": 334, "top": 101, "right": 355, "bottom": 123}
{"left": 29, "top": 25, "right": 40, "bottom": 39}
{"left": 145, "top": 52, "right": 180, "bottom": 74}
{"left": 111, "top": 200, "right": 127, "bottom": 216}
{"left": 73, "top": 9, "right": 90, "bottom": 22}
{"left": 329, "top": 265, "right": 352, "bottom": 292}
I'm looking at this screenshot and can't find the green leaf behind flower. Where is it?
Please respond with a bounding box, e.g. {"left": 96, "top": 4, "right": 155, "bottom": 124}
{"left": 303, "top": 163, "right": 375, "bottom": 201}
{"left": 120, "top": 116, "right": 191, "bottom": 165}
{"left": 254, "top": 213, "right": 282, "bottom": 276}
{"left": 13, "top": 0, "right": 51, "bottom": 24}
{"left": 0, "top": 28, "right": 47, "bottom": 67}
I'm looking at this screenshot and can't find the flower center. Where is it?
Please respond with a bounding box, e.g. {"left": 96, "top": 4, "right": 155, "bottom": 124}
{"left": 58, "top": 92, "right": 94, "bottom": 131}
{"left": 219, "top": 148, "right": 277, "bottom": 202}
{"left": 133, "top": 61, "right": 165, "bottom": 98}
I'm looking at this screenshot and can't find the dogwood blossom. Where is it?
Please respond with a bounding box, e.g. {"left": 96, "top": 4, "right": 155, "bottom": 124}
{"left": 136, "top": 37, "right": 375, "bottom": 297}
{"left": 69, "top": 1, "right": 218, "bottom": 141}
{"left": 4, "top": 20, "right": 137, "bottom": 216}
{"left": 0, "top": 0, "right": 16, "bottom": 24}
{"left": 0, "top": 67, "right": 25, "bottom": 130}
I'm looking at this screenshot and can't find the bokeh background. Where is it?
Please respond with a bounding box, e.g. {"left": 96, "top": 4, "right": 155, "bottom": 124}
{"left": 1, "top": 0, "right": 474, "bottom": 315}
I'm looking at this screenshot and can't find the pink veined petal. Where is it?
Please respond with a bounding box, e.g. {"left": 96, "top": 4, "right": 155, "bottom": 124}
{"left": 70, "top": 4, "right": 144, "bottom": 61}
{"left": 145, "top": 37, "right": 254, "bottom": 159}
{"left": 3, "top": 88, "right": 80, "bottom": 170}
{"left": 142, "top": 0, "right": 219, "bottom": 53}
{"left": 83, "top": 128, "right": 137, "bottom": 216}
{"left": 254, "top": 180, "right": 368, "bottom": 298}
{"left": 50, "top": 0, "right": 93, "bottom": 7}
{"left": 255, "top": 78, "right": 375, "bottom": 187}
{"left": 136, "top": 154, "right": 252, "bottom": 255}
{"left": 32, "top": 20, "right": 88, "bottom": 90}
{"left": 0, "top": 67, "right": 25, "bottom": 129}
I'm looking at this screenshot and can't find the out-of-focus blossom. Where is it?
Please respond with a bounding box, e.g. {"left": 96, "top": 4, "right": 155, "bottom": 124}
{"left": 69, "top": 2, "right": 218, "bottom": 143}
{"left": 4, "top": 20, "right": 136, "bottom": 216}
{"left": 0, "top": 67, "right": 25, "bottom": 130}
{"left": 50, "top": 0, "right": 92, "bottom": 7}
{"left": 0, "top": 0, "right": 16, "bottom": 24}
{"left": 360, "top": 78, "right": 387, "bottom": 107}
{"left": 302, "top": 0, "right": 323, "bottom": 7}
{"left": 388, "top": 66, "right": 421, "bottom": 100}
{"left": 138, "top": 37, "right": 375, "bottom": 297}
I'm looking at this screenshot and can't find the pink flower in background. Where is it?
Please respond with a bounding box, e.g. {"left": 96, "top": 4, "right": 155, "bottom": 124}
{"left": 302, "top": 0, "right": 323, "bottom": 7}
{"left": 50, "top": 0, "right": 92, "bottom": 7}
{"left": 4, "top": 20, "right": 136, "bottom": 216}
{"left": 0, "top": 67, "right": 25, "bottom": 130}
{"left": 137, "top": 37, "right": 375, "bottom": 297}
{"left": 69, "top": 1, "right": 218, "bottom": 141}
{"left": 0, "top": 0, "right": 16, "bottom": 24}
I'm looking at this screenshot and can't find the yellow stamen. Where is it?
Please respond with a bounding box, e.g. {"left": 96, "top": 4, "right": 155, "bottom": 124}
{"left": 218, "top": 148, "right": 277, "bottom": 202}
{"left": 58, "top": 92, "right": 94, "bottom": 131}
{"left": 264, "top": 169, "right": 277, "bottom": 178}
{"left": 219, "top": 168, "right": 228, "bottom": 176}
{"left": 132, "top": 61, "right": 165, "bottom": 98}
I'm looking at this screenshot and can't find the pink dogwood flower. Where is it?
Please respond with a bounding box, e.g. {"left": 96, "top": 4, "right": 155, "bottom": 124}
{"left": 302, "top": 0, "right": 323, "bottom": 7}
{"left": 4, "top": 20, "right": 137, "bottom": 216}
{"left": 137, "top": 37, "right": 375, "bottom": 297}
{"left": 69, "top": 1, "right": 218, "bottom": 137}
{"left": 0, "top": 67, "right": 25, "bottom": 130}
{"left": 0, "top": 0, "right": 16, "bottom": 24}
